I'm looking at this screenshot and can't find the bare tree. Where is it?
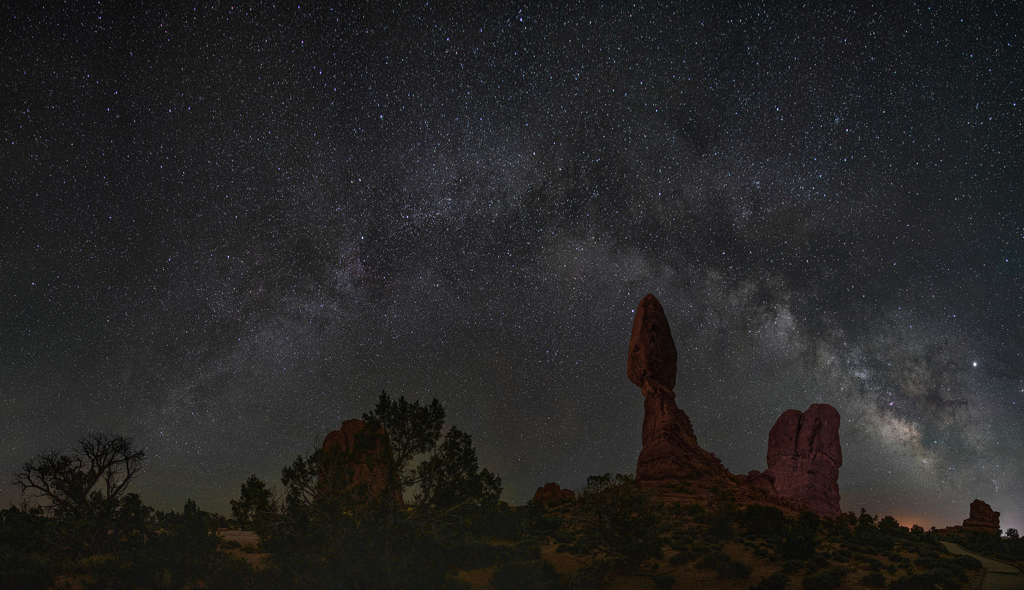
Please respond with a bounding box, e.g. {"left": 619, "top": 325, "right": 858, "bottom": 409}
{"left": 13, "top": 433, "right": 145, "bottom": 514}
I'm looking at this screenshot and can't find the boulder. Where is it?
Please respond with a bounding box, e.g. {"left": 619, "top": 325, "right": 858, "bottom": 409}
{"left": 532, "top": 482, "right": 576, "bottom": 505}
{"left": 627, "top": 294, "right": 677, "bottom": 389}
{"left": 628, "top": 294, "right": 728, "bottom": 484}
{"left": 763, "top": 404, "right": 843, "bottom": 518}
{"left": 961, "top": 499, "right": 1000, "bottom": 531}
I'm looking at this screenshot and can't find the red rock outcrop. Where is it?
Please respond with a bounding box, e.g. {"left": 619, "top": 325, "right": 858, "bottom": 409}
{"left": 763, "top": 404, "right": 843, "bottom": 518}
{"left": 961, "top": 499, "right": 1000, "bottom": 531}
{"left": 628, "top": 294, "right": 728, "bottom": 485}
{"left": 627, "top": 294, "right": 678, "bottom": 390}
{"left": 321, "top": 419, "right": 401, "bottom": 504}
{"left": 532, "top": 482, "right": 576, "bottom": 505}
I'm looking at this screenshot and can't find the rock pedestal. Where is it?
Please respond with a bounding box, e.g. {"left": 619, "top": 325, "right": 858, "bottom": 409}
{"left": 625, "top": 294, "right": 843, "bottom": 517}
{"left": 628, "top": 294, "right": 728, "bottom": 484}
{"left": 763, "top": 404, "right": 843, "bottom": 518}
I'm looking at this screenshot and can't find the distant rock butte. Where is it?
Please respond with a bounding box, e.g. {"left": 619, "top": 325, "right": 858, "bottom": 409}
{"left": 532, "top": 482, "right": 576, "bottom": 505}
{"left": 761, "top": 404, "right": 843, "bottom": 519}
{"left": 961, "top": 499, "right": 1000, "bottom": 531}
{"left": 628, "top": 294, "right": 729, "bottom": 485}
{"left": 322, "top": 419, "right": 401, "bottom": 504}
{"left": 936, "top": 499, "right": 1001, "bottom": 535}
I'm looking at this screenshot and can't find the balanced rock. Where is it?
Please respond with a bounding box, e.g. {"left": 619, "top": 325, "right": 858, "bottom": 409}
{"left": 627, "top": 294, "right": 677, "bottom": 389}
{"left": 532, "top": 482, "right": 576, "bottom": 505}
{"left": 322, "top": 419, "right": 401, "bottom": 504}
{"left": 961, "top": 499, "right": 1000, "bottom": 531}
{"left": 763, "top": 404, "right": 843, "bottom": 518}
{"left": 628, "top": 294, "right": 728, "bottom": 484}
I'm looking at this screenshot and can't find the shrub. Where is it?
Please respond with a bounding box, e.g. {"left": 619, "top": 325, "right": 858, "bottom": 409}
{"left": 0, "top": 548, "right": 52, "bottom": 590}
{"left": 653, "top": 573, "right": 675, "bottom": 588}
{"left": 669, "top": 552, "right": 691, "bottom": 565}
{"left": 751, "top": 571, "right": 790, "bottom": 590}
{"left": 738, "top": 505, "right": 789, "bottom": 538}
{"left": 953, "top": 554, "right": 982, "bottom": 570}
{"left": 573, "top": 474, "right": 667, "bottom": 572}
{"left": 205, "top": 554, "right": 256, "bottom": 590}
{"left": 725, "top": 559, "right": 753, "bottom": 579}
{"left": 445, "top": 577, "right": 472, "bottom": 590}
{"left": 780, "top": 560, "right": 804, "bottom": 573}
{"left": 697, "top": 551, "right": 751, "bottom": 579}
{"left": 513, "top": 539, "right": 542, "bottom": 561}
{"left": 890, "top": 573, "right": 937, "bottom": 590}
{"left": 862, "top": 571, "right": 886, "bottom": 587}
{"left": 489, "top": 560, "right": 562, "bottom": 590}
{"left": 554, "top": 530, "right": 575, "bottom": 544}
{"left": 448, "top": 540, "right": 506, "bottom": 569}
{"left": 570, "top": 560, "right": 608, "bottom": 590}
{"left": 780, "top": 528, "right": 817, "bottom": 560}
{"left": 802, "top": 567, "right": 847, "bottom": 590}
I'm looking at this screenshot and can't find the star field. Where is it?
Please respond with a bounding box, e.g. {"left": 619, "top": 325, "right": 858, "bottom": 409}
{"left": 1, "top": 3, "right": 1022, "bottom": 531}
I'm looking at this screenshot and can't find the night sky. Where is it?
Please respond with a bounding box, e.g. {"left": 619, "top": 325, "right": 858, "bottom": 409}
{"left": 2, "top": 4, "right": 1022, "bottom": 532}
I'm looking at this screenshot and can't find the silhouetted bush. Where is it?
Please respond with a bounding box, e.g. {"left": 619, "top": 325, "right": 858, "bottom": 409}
{"left": 447, "top": 539, "right": 506, "bottom": 569}
{"left": 697, "top": 550, "right": 752, "bottom": 578}
{"left": 780, "top": 527, "right": 817, "bottom": 560}
{"left": 668, "top": 551, "right": 692, "bottom": 565}
{"left": 751, "top": 571, "right": 789, "bottom": 590}
{"left": 0, "top": 548, "right": 52, "bottom": 590}
{"left": 954, "top": 554, "right": 982, "bottom": 570}
{"left": 489, "top": 560, "right": 562, "bottom": 590}
{"left": 802, "top": 566, "right": 846, "bottom": 590}
{"left": 652, "top": 573, "right": 675, "bottom": 588}
{"left": 472, "top": 501, "right": 524, "bottom": 540}
{"left": 572, "top": 474, "right": 667, "bottom": 572}
{"left": 514, "top": 539, "right": 543, "bottom": 560}
{"left": 862, "top": 571, "right": 886, "bottom": 587}
{"left": 569, "top": 560, "right": 608, "bottom": 590}
{"left": 780, "top": 559, "right": 805, "bottom": 573}
{"left": 739, "top": 505, "right": 789, "bottom": 538}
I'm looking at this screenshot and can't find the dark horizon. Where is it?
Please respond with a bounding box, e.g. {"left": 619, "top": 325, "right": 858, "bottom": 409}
{"left": 2, "top": 4, "right": 1021, "bottom": 533}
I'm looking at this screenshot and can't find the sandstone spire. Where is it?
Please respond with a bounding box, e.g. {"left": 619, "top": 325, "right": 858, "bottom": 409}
{"left": 628, "top": 294, "right": 727, "bottom": 484}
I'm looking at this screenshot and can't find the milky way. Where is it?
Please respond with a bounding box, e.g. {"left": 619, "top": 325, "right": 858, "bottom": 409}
{"left": 2, "top": 4, "right": 1022, "bottom": 531}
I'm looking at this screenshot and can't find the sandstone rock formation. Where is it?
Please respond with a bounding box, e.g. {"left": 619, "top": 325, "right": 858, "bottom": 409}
{"left": 625, "top": 294, "right": 844, "bottom": 518}
{"left": 628, "top": 294, "right": 728, "bottom": 485}
{"left": 761, "top": 404, "right": 843, "bottom": 518}
{"left": 532, "top": 482, "right": 576, "bottom": 505}
{"left": 961, "top": 499, "right": 1000, "bottom": 531}
{"left": 627, "top": 293, "right": 677, "bottom": 390}
{"left": 321, "top": 419, "right": 401, "bottom": 504}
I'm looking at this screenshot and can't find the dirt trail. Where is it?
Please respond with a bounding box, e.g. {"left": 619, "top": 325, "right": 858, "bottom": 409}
{"left": 941, "top": 541, "right": 1023, "bottom": 590}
